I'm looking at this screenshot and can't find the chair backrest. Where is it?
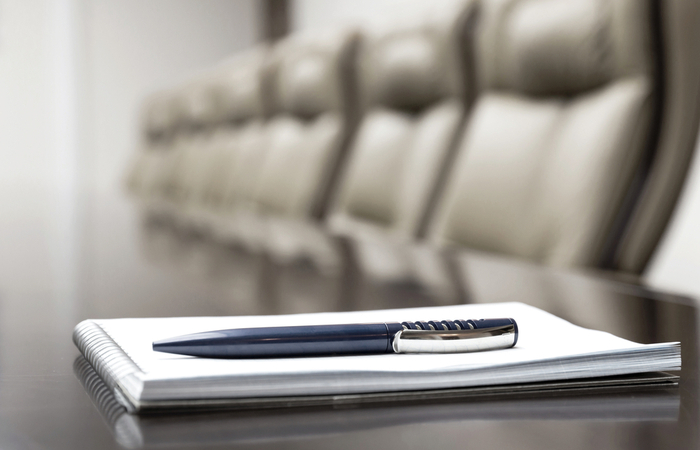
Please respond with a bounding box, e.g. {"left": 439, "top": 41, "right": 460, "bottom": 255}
{"left": 429, "top": 0, "right": 662, "bottom": 270}
{"left": 611, "top": 0, "right": 700, "bottom": 274}
{"left": 126, "top": 89, "right": 182, "bottom": 201}
{"left": 326, "top": 0, "right": 477, "bottom": 241}
{"left": 185, "top": 48, "right": 272, "bottom": 131}
{"left": 163, "top": 47, "right": 273, "bottom": 210}
{"left": 250, "top": 29, "right": 360, "bottom": 220}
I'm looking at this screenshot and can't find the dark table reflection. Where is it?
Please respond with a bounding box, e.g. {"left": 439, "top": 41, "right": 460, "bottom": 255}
{"left": 0, "top": 208, "right": 697, "bottom": 450}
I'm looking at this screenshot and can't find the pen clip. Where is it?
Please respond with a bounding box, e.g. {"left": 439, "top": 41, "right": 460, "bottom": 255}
{"left": 392, "top": 322, "right": 517, "bottom": 354}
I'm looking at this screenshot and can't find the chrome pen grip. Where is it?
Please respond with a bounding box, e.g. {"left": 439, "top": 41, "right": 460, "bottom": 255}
{"left": 392, "top": 318, "right": 517, "bottom": 354}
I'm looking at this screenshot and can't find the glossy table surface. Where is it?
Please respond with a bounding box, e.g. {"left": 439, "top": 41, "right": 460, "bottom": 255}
{"left": 0, "top": 188, "right": 698, "bottom": 450}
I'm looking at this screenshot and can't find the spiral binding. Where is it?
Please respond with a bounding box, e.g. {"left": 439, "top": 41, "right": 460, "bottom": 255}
{"left": 400, "top": 319, "right": 477, "bottom": 331}
{"left": 72, "top": 320, "right": 143, "bottom": 392}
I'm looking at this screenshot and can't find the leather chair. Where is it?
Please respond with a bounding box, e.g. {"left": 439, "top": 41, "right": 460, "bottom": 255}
{"left": 251, "top": 29, "right": 360, "bottom": 221}
{"left": 163, "top": 47, "right": 273, "bottom": 231}
{"left": 199, "top": 29, "right": 360, "bottom": 309}
{"left": 126, "top": 89, "right": 181, "bottom": 205}
{"left": 326, "top": 0, "right": 477, "bottom": 243}
{"left": 611, "top": 0, "right": 700, "bottom": 274}
{"left": 428, "top": 0, "right": 697, "bottom": 274}
{"left": 211, "top": 29, "right": 360, "bottom": 246}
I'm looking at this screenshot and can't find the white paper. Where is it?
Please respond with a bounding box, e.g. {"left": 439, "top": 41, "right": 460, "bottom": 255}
{"left": 94, "top": 302, "right": 680, "bottom": 402}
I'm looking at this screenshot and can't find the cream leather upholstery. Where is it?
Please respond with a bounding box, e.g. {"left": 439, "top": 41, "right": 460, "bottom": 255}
{"left": 126, "top": 90, "right": 182, "bottom": 202}
{"left": 250, "top": 30, "right": 359, "bottom": 220}
{"left": 429, "top": 0, "right": 659, "bottom": 269}
{"left": 188, "top": 30, "right": 359, "bottom": 249}
{"left": 219, "top": 121, "right": 268, "bottom": 211}
{"left": 179, "top": 47, "right": 272, "bottom": 131}
{"left": 161, "top": 48, "right": 272, "bottom": 223}
{"left": 142, "top": 89, "right": 182, "bottom": 141}
{"left": 612, "top": 0, "right": 700, "bottom": 273}
{"left": 327, "top": 0, "right": 477, "bottom": 241}
{"left": 128, "top": 0, "right": 700, "bottom": 280}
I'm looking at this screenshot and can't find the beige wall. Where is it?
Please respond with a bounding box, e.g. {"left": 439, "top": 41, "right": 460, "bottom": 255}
{"left": 81, "top": 0, "right": 260, "bottom": 312}
{"left": 0, "top": 0, "right": 259, "bottom": 303}
{"left": 85, "top": 0, "right": 259, "bottom": 194}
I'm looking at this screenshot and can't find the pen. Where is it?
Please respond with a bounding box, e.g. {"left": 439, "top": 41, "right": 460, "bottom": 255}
{"left": 152, "top": 318, "right": 518, "bottom": 358}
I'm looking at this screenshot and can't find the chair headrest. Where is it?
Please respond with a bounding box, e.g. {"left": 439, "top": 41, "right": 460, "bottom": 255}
{"left": 358, "top": 0, "right": 476, "bottom": 111}
{"left": 173, "top": 46, "right": 271, "bottom": 129}
{"left": 141, "top": 90, "right": 182, "bottom": 140}
{"left": 271, "top": 30, "right": 359, "bottom": 120}
{"left": 479, "top": 0, "right": 653, "bottom": 96}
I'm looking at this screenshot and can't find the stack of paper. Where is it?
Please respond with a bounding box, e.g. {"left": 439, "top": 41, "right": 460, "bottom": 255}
{"left": 73, "top": 302, "right": 680, "bottom": 413}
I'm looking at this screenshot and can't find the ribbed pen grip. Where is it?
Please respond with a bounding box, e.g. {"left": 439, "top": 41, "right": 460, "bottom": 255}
{"left": 394, "top": 318, "right": 518, "bottom": 353}
{"left": 401, "top": 318, "right": 516, "bottom": 332}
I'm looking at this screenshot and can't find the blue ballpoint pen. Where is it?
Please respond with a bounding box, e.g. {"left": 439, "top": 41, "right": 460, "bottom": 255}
{"left": 152, "top": 318, "right": 518, "bottom": 358}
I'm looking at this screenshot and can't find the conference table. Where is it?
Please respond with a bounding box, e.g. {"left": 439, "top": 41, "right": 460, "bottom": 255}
{"left": 0, "top": 210, "right": 697, "bottom": 450}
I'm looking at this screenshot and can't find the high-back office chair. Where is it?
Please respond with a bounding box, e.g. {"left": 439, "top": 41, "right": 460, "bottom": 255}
{"left": 250, "top": 29, "right": 360, "bottom": 221}
{"left": 610, "top": 0, "right": 700, "bottom": 274}
{"left": 326, "top": 0, "right": 477, "bottom": 242}
{"left": 126, "top": 89, "right": 181, "bottom": 204}
{"left": 207, "top": 29, "right": 360, "bottom": 247}
{"left": 165, "top": 47, "right": 273, "bottom": 230}
{"left": 428, "top": 0, "right": 699, "bottom": 274}
{"left": 202, "top": 47, "right": 275, "bottom": 216}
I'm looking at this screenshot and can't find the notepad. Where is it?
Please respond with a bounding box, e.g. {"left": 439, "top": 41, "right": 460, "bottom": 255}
{"left": 73, "top": 302, "right": 680, "bottom": 413}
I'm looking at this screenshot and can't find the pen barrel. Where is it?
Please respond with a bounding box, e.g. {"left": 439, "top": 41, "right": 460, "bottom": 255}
{"left": 153, "top": 323, "right": 403, "bottom": 358}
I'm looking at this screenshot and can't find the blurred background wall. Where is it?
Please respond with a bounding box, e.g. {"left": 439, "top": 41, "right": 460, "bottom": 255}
{"left": 80, "top": 1, "right": 259, "bottom": 312}
{"left": 292, "top": 0, "right": 428, "bottom": 28}
{"left": 0, "top": 0, "right": 699, "bottom": 304}
{"left": 0, "top": 0, "right": 258, "bottom": 310}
